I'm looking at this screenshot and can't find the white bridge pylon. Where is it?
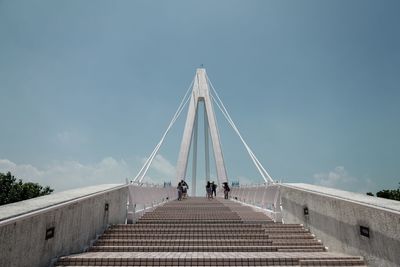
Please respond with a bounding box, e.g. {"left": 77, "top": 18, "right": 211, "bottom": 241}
{"left": 133, "top": 68, "right": 274, "bottom": 190}
{"left": 176, "top": 68, "right": 228, "bottom": 195}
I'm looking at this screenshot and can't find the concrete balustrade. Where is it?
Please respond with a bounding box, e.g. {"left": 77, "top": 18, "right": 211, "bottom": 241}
{"left": 127, "top": 183, "right": 177, "bottom": 223}
{"left": 230, "top": 184, "right": 282, "bottom": 222}
{"left": 231, "top": 182, "right": 400, "bottom": 267}
{"left": 280, "top": 183, "right": 400, "bottom": 267}
{"left": 0, "top": 184, "right": 128, "bottom": 267}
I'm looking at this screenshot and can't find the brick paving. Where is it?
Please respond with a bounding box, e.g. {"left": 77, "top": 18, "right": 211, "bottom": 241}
{"left": 56, "top": 197, "right": 366, "bottom": 266}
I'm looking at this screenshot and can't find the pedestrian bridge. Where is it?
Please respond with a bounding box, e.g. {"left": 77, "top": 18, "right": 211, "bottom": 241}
{"left": 0, "top": 69, "right": 399, "bottom": 267}
{"left": 1, "top": 183, "right": 399, "bottom": 267}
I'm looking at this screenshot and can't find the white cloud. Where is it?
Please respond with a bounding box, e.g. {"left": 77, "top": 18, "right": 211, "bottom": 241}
{"left": 150, "top": 155, "right": 176, "bottom": 178}
{"left": 0, "top": 157, "right": 131, "bottom": 192}
{"left": 313, "top": 166, "right": 376, "bottom": 193}
{"left": 0, "top": 154, "right": 177, "bottom": 192}
{"left": 139, "top": 154, "right": 176, "bottom": 184}
{"left": 0, "top": 159, "right": 42, "bottom": 181}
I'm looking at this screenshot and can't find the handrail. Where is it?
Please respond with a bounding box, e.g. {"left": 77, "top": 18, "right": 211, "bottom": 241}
{"left": 230, "top": 183, "right": 282, "bottom": 222}
{"left": 127, "top": 183, "right": 177, "bottom": 223}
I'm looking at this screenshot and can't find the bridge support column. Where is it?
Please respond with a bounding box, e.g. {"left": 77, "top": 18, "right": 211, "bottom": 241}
{"left": 176, "top": 68, "right": 228, "bottom": 189}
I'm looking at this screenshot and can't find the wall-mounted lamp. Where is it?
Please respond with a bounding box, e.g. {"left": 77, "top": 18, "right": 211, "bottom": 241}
{"left": 45, "top": 227, "right": 55, "bottom": 240}
{"left": 360, "top": 225, "right": 370, "bottom": 238}
{"left": 303, "top": 207, "right": 309, "bottom": 216}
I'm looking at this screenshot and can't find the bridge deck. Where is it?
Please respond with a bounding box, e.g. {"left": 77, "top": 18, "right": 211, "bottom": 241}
{"left": 56, "top": 197, "right": 366, "bottom": 266}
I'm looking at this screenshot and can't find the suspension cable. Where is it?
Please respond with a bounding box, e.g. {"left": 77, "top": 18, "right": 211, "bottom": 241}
{"left": 210, "top": 94, "right": 272, "bottom": 184}
{"left": 207, "top": 75, "right": 274, "bottom": 184}
{"left": 137, "top": 94, "right": 191, "bottom": 183}
{"left": 133, "top": 79, "right": 194, "bottom": 183}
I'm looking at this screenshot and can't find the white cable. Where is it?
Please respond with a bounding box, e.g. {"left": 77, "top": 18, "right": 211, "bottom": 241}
{"left": 135, "top": 94, "right": 190, "bottom": 183}
{"left": 210, "top": 94, "right": 273, "bottom": 183}
{"left": 134, "top": 79, "right": 193, "bottom": 181}
{"left": 138, "top": 94, "right": 191, "bottom": 183}
{"left": 136, "top": 91, "right": 191, "bottom": 182}
{"left": 216, "top": 101, "right": 273, "bottom": 183}
{"left": 133, "top": 79, "right": 194, "bottom": 182}
{"left": 213, "top": 96, "right": 272, "bottom": 183}
{"left": 207, "top": 75, "right": 274, "bottom": 183}
{"left": 210, "top": 95, "right": 271, "bottom": 183}
{"left": 207, "top": 80, "right": 272, "bottom": 182}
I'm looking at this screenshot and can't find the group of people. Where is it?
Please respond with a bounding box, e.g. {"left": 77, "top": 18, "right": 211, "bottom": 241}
{"left": 206, "top": 181, "right": 230, "bottom": 199}
{"left": 205, "top": 181, "right": 217, "bottom": 199}
{"left": 177, "top": 179, "right": 231, "bottom": 200}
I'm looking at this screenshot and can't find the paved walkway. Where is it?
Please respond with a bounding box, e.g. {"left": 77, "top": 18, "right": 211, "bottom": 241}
{"left": 56, "top": 197, "right": 366, "bottom": 266}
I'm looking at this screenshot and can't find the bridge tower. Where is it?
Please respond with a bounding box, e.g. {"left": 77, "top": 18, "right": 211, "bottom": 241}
{"left": 176, "top": 68, "right": 228, "bottom": 195}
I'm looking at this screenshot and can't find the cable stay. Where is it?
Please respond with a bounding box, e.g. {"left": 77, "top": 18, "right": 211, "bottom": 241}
{"left": 206, "top": 74, "right": 274, "bottom": 184}
{"left": 132, "top": 79, "right": 194, "bottom": 184}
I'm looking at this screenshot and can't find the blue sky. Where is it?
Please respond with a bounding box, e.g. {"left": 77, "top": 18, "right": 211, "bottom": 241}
{"left": 0, "top": 0, "right": 399, "bottom": 194}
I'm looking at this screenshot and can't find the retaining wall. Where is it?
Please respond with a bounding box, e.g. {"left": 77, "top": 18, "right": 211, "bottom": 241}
{"left": 0, "top": 184, "right": 128, "bottom": 267}
{"left": 280, "top": 183, "right": 400, "bottom": 267}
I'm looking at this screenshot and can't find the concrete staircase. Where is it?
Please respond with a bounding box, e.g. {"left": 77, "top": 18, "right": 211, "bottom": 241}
{"left": 56, "top": 197, "right": 366, "bottom": 266}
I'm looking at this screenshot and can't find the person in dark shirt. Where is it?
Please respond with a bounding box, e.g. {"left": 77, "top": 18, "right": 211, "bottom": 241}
{"left": 206, "top": 181, "right": 212, "bottom": 199}
{"left": 211, "top": 182, "right": 217, "bottom": 197}
{"left": 222, "top": 182, "right": 230, "bottom": 199}
{"left": 177, "top": 183, "right": 183, "bottom": 201}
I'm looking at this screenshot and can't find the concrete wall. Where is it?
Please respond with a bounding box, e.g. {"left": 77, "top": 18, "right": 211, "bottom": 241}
{"left": 0, "top": 184, "right": 128, "bottom": 267}
{"left": 280, "top": 183, "right": 400, "bottom": 267}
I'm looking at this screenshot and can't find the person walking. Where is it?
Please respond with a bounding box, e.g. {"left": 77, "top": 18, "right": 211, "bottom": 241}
{"left": 206, "top": 181, "right": 212, "bottom": 199}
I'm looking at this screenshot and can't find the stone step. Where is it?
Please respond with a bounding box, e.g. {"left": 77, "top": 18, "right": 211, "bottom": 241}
{"left": 55, "top": 252, "right": 365, "bottom": 266}
{"left": 110, "top": 223, "right": 301, "bottom": 228}
{"left": 299, "top": 259, "right": 366, "bottom": 266}
{"left": 136, "top": 220, "right": 270, "bottom": 225}
{"left": 95, "top": 239, "right": 322, "bottom": 246}
{"left": 89, "top": 245, "right": 326, "bottom": 252}
{"left": 106, "top": 229, "right": 311, "bottom": 235}
{"left": 100, "top": 233, "right": 315, "bottom": 239}
{"left": 111, "top": 223, "right": 269, "bottom": 228}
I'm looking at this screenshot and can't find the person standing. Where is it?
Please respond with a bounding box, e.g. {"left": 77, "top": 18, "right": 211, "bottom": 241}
{"left": 180, "top": 179, "right": 189, "bottom": 199}
{"left": 211, "top": 182, "right": 217, "bottom": 197}
{"left": 177, "top": 183, "right": 183, "bottom": 201}
{"left": 222, "top": 182, "right": 230, "bottom": 199}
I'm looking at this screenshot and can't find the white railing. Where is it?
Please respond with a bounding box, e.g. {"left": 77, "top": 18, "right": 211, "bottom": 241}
{"left": 127, "top": 182, "right": 177, "bottom": 223}
{"left": 230, "top": 183, "right": 282, "bottom": 222}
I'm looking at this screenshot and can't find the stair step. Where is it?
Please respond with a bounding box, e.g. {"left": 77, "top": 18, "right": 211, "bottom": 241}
{"left": 56, "top": 252, "right": 364, "bottom": 266}
{"left": 90, "top": 245, "right": 326, "bottom": 252}
{"left": 100, "top": 233, "right": 314, "bottom": 239}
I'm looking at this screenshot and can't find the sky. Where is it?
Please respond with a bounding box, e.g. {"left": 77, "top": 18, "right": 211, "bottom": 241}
{"left": 0, "top": 0, "right": 399, "bottom": 195}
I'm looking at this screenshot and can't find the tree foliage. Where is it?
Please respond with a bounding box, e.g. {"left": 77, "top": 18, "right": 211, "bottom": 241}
{"left": 366, "top": 183, "right": 400, "bottom": 201}
{"left": 0, "top": 171, "right": 53, "bottom": 205}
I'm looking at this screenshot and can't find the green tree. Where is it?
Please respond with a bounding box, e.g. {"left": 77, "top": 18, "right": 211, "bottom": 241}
{"left": 366, "top": 183, "right": 400, "bottom": 201}
{"left": 0, "top": 172, "right": 53, "bottom": 205}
